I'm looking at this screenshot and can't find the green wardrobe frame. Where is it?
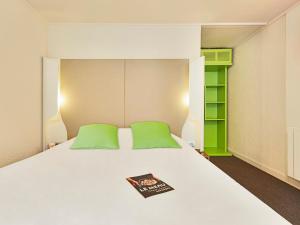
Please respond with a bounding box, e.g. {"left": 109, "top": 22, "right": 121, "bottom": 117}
{"left": 201, "top": 49, "right": 232, "bottom": 156}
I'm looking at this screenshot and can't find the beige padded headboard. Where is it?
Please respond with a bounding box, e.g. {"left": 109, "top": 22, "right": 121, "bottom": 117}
{"left": 124, "top": 60, "right": 189, "bottom": 135}
{"left": 60, "top": 59, "right": 188, "bottom": 138}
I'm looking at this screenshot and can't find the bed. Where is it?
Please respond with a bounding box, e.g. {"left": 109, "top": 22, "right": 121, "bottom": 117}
{"left": 0, "top": 129, "right": 290, "bottom": 225}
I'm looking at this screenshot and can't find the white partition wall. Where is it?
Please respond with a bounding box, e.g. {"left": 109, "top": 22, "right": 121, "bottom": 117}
{"left": 182, "top": 57, "right": 205, "bottom": 151}
{"left": 286, "top": 4, "right": 300, "bottom": 181}
{"left": 43, "top": 58, "right": 59, "bottom": 120}
{"left": 43, "top": 58, "right": 67, "bottom": 150}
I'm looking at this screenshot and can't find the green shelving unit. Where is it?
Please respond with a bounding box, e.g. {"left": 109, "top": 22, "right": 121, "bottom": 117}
{"left": 201, "top": 49, "right": 233, "bottom": 156}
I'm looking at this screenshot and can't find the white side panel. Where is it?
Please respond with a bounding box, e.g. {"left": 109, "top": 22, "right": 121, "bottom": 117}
{"left": 43, "top": 58, "right": 67, "bottom": 149}
{"left": 43, "top": 58, "right": 60, "bottom": 120}
{"left": 185, "top": 57, "right": 205, "bottom": 151}
{"left": 294, "top": 128, "right": 300, "bottom": 180}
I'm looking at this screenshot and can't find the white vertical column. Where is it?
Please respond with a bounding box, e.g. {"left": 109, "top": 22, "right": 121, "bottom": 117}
{"left": 43, "top": 58, "right": 67, "bottom": 150}
{"left": 182, "top": 57, "right": 205, "bottom": 151}
{"left": 286, "top": 4, "right": 300, "bottom": 180}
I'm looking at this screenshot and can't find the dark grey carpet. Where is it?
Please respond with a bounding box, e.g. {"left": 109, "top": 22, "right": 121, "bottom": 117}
{"left": 210, "top": 156, "right": 300, "bottom": 225}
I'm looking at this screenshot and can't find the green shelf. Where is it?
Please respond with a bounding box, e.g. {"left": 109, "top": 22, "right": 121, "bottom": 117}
{"left": 205, "top": 102, "right": 225, "bottom": 118}
{"left": 202, "top": 49, "right": 232, "bottom": 157}
{"left": 205, "top": 118, "right": 225, "bottom": 121}
{"left": 204, "top": 147, "right": 232, "bottom": 156}
{"left": 206, "top": 101, "right": 225, "bottom": 104}
{"left": 205, "top": 84, "right": 225, "bottom": 87}
{"left": 205, "top": 86, "right": 225, "bottom": 102}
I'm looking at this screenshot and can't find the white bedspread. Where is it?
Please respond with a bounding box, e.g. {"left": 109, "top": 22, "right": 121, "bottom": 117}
{"left": 0, "top": 129, "right": 290, "bottom": 225}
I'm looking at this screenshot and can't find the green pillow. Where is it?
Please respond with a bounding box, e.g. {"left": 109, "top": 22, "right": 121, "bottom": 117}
{"left": 71, "top": 124, "right": 119, "bottom": 149}
{"left": 131, "top": 121, "right": 181, "bottom": 149}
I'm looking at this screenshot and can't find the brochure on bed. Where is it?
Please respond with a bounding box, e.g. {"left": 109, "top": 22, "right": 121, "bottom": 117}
{"left": 127, "top": 173, "right": 174, "bottom": 198}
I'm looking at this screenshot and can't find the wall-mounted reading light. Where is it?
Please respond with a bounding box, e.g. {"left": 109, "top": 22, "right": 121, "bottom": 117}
{"left": 183, "top": 92, "right": 189, "bottom": 107}
{"left": 58, "top": 94, "right": 65, "bottom": 108}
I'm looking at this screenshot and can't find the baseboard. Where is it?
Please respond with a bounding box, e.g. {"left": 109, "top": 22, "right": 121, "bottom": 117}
{"left": 228, "top": 147, "right": 300, "bottom": 190}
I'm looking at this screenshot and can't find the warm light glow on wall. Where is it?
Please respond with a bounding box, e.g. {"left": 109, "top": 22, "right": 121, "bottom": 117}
{"left": 183, "top": 92, "right": 189, "bottom": 107}
{"left": 58, "top": 94, "right": 65, "bottom": 108}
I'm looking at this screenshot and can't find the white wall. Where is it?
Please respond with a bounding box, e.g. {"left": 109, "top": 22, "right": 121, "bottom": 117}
{"left": 0, "top": 0, "right": 47, "bottom": 167}
{"left": 228, "top": 12, "right": 300, "bottom": 188}
{"left": 48, "top": 23, "right": 201, "bottom": 59}
{"left": 286, "top": 4, "right": 300, "bottom": 180}
{"left": 286, "top": 5, "right": 300, "bottom": 129}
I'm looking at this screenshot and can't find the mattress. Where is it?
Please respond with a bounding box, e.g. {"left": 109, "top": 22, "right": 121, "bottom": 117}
{"left": 0, "top": 129, "right": 290, "bottom": 225}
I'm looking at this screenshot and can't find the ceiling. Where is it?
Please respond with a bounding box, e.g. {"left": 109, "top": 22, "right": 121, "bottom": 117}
{"left": 26, "top": 0, "right": 298, "bottom": 23}
{"left": 201, "top": 25, "right": 263, "bottom": 48}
